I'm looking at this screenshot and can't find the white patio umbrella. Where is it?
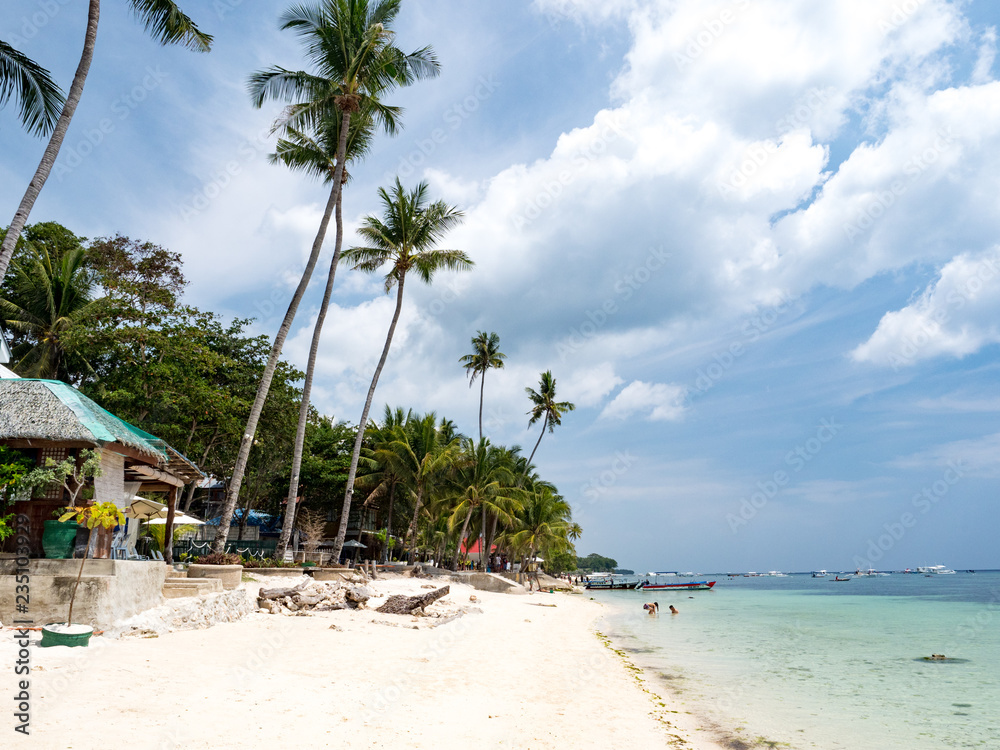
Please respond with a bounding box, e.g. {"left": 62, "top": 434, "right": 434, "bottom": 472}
{"left": 148, "top": 512, "right": 205, "bottom": 526}
{"left": 124, "top": 496, "right": 166, "bottom": 521}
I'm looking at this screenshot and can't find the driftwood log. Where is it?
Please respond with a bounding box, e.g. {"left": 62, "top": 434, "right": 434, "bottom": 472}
{"left": 376, "top": 585, "right": 450, "bottom": 615}
{"left": 259, "top": 580, "right": 311, "bottom": 600}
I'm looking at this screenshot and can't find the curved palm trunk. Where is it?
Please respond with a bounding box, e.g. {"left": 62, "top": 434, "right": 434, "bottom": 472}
{"left": 452, "top": 506, "right": 473, "bottom": 569}
{"left": 212, "top": 114, "right": 351, "bottom": 553}
{"left": 276, "top": 187, "right": 345, "bottom": 559}
{"left": 331, "top": 273, "right": 407, "bottom": 562}
{"left": 478, "top": 371, "right": 485, "bottom": 442}
{"left": 384, "top": 482, "right": 395, "bottom": 563}
{"left": 525, "top": 412, "right": 549, "bottom": 471}
{"left": 405, "top": 482, "right": 423, "bottom": 564}
{"left": 0, "top": 0, "right": 100, "bottom": 283}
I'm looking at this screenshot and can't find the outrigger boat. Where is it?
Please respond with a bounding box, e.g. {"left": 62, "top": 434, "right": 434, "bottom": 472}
{"left": 584, "top": 573, "right": 640, "bottom": 590}
{"left": 635, "top": 573, "right": 716, "bottom": 591}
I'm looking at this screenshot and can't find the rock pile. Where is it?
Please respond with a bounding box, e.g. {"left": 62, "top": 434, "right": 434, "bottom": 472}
{"left": 256, "top": 579, "right": 375, "bottom": 615}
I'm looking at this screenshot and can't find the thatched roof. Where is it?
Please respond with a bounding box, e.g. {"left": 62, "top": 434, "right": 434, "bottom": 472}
{"left": 0, "top": 379, "right": 165, "bottom": 460}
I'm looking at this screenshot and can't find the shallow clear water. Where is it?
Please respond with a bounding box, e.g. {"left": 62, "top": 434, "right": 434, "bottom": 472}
{"left": 595, "top": 572, "right": 1000, "bottom": 749}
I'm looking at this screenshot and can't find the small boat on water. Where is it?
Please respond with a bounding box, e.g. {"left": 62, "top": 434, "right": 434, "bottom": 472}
{"left": 833, "top": 576, "right": 851, "bottom": 582}
{"left": 812, "top": 570, "right": 828, "bottom": 578}
{"left": 917, "top": 565, "right": 956, "bottom": 575}
{"left": 584, "top": 573, "right": 640, "bottom": 590}
{"left": 635, "top": 573, "right": 716, "bottom": 591}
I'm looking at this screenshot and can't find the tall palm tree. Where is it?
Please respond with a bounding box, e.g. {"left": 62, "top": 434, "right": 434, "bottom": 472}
{"left": 332, "top": 179, "right": 472, "bottom": 562}
{"left": 525, "top": 370, "right": 575, "bottom": 469}
{"left": 355, "top": 405, "right": 411, "bottom": 562}
{"left": 0, "top": 0, "right": 211, "bottom": 284}
{"left": 272, "top": 114, "right": 375, "bottom": 560}
{"left": 506, "top": 486, "right": 576, "bottom": 573}
{"left": 214, "top": 0, "right": 439, "bottom": 552}
{"left": 459, "top": 331, "right": 506, "bottom": 442}
{"left": 0, "top": 40, "right": 65, "bottom": 136}
{"left": 447, "top": 437, "right": 519, "bottom": 569}
{"left": 0, "top": 244, "right": 104, "bottom": 379}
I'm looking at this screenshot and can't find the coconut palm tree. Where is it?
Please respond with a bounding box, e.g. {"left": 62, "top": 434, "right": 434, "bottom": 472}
{"left": 354, "top": 406, "right": 411, "bottom": 562}
{"left": 524, "top": 370, "right": 575, "bottom": 469}
{"left": 374, "top": 412, "right": 459, "bottom": 563}
{"left": 506, "top": 486, "right": 576, "bottom": 573}
{"left": 214, "top": 0, "right": 439, "bottom": 553}
{"left": 0, "top": 40, "right": 65, "bottom": 136}
{"left": 0, "top": 0, "right": 211, "bottom": 285}
{"left": 459, "top": 331, "right": 506, "bottom": 442}
{"left": 0, "top": 244, "right": 104, "bottom": 379}
{"left": 272, "top": 114, "right": 375, "bottom": 561}
{"left": 332, "top": 183, "right": 472, "bottom": 561}
{"left": 447, "top": 437, "right": 519, "bottom": 569}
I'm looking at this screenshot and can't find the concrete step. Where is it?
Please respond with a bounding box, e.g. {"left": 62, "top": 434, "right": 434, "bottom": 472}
{"left": 162, "top": 578, "right": 223, "bottom": 599}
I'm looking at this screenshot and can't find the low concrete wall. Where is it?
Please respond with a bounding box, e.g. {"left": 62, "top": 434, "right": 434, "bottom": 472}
{"left": 450, "top": 571, "right": 527, "bottom": 594}
{"left": 0, "top": 559, "right": 165, "bottom": 629}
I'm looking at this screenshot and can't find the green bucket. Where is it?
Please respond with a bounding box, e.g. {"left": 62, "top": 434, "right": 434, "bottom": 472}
{"left": 39, "top": 624, "right": 93, "bottom": 648}
{"left": 42, "top": 520, "right": 80, "bottom": 559}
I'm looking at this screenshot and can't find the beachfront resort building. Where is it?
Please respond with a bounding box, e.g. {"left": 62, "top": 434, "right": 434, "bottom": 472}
{"left": 0, "top": 378, "right": 204, "bottom": 627}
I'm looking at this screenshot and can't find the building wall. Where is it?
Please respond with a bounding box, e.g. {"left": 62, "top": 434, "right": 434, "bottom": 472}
{"left": 0, "top": 559, "right": 165, "bottom": 629}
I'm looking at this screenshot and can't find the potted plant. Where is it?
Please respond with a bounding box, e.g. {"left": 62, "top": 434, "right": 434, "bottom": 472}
{"left": 39, "top": 501, "right": 124, "bottom": 648}
{"left": 188, "top": 552, "right": 243, "bottom": 590}
{"left": 17, "top": 449, "right": 103, "bottom": 559}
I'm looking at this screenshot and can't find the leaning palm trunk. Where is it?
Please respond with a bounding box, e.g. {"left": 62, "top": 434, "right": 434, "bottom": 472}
{"left": 212, "top": 116, "right": 351, "bottom": 553}
{"left": 452, "top": 506, "right": 473, "bottom": 569}
{"left": 525, "top": 412, "right": 549, "bottom": 470}
{"left": 276, "top": 187, "right": 345, "bottom": 559}
{"left": 0, "top": 0, "right": 100, "bottom": 283}
{"left": 331, "top": 274, "right": 407, "bottom": 562}
{"left": 405, "top": 483, "right": 423, "bottom": 564}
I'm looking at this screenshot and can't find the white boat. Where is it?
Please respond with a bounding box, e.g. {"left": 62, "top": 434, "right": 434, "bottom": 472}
{"left": 811, "top": 570, "right": 827, "bottom": 578}
{"left": 918, "top": 565, "right": 956, "bottom": 575}
{"left": 766, "top": 571, "right": 788, "bottom": 577}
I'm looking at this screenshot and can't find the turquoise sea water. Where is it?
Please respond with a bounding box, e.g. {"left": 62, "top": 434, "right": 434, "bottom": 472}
{"left": 594, "top": 572, "right": 1000, "bottom": 749}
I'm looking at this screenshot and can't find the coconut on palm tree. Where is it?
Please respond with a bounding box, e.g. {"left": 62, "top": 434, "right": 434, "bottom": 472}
{"left": 214, "top": 0, "right": 439, "bottom": 553}
{"left": 525, "top": 370, "right": 575, "bottom": 469}
{"left": 0, "top": 40, "right": 65, "bottom": 136}
{"left": 0, "top": 0, "right": 211, "bottom": 285}
{"left": 331, "top": 179, "right": 472, "bottom": 562}
{"left": 459, "top": 331, "right": 506, "bottom": 442}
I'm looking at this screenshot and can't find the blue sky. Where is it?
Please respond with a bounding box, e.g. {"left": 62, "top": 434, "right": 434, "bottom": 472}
{"left": 4, "top": 0, "right": 1000, "bottom": 574}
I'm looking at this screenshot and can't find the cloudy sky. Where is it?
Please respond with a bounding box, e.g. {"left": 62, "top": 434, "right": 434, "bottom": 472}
{"left": 5, "top": 0, "right": 1000, "bottom": 574}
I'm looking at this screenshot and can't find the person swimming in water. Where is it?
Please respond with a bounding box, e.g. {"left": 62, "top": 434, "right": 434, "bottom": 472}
{"left": 669, "top": 605, "right": 679, "bottom": 615}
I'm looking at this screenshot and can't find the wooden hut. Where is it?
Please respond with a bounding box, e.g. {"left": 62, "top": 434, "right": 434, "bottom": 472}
{"left": 0, "top": 378, "right": 203, "bottom": 563}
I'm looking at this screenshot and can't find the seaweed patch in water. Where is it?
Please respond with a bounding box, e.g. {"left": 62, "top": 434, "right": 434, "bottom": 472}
{"left": 914, "top": 656, "right": 970, "bottom": 663}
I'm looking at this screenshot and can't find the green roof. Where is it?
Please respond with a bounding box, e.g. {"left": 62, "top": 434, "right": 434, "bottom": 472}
{"left": 0, "top": 379, "right": 167, "bottom": 459}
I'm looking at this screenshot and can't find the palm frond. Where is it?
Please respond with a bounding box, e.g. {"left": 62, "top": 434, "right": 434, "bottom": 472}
{"left": 0, "top": 40, "right": 65, "bottom": 136}
{"left": 129, "top": 0, "right": 213, "bottom": 52}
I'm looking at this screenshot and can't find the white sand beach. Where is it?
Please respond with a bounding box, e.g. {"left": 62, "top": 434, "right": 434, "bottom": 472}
{"left": 2, "top": 574, "right": 729, "bottom": 749}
